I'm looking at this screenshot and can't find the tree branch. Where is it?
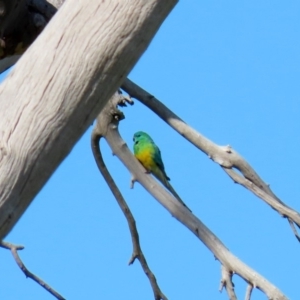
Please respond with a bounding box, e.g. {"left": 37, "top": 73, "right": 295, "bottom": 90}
{"left": 121, "top": 78, "right": 300, "bottom": 241}
{"left": 0, "top": 0, "right": 178, "bottom": 239}
{"left": 91, "top": 93, "right": 167, "bottom": 300}
{"left": 93, "top": 94, "right": 288, "bottom": 300}
{"left": 219, "top": 266, "right": 237, "bottom": 300}
{"left": 245, "top": 284, "right": 253, "bottom": 300}
{"left": 0, "top": 241, "right": 65, "bottom": 300}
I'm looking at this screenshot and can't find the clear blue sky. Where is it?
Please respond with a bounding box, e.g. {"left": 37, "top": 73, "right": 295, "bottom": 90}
{"left": 1, "top": 1, "right": 300, "bottom": 299}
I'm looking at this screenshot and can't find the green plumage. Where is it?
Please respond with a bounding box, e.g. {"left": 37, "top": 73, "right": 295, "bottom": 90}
{"left": 133, "top": 131, "right": 191, "bottom": 211}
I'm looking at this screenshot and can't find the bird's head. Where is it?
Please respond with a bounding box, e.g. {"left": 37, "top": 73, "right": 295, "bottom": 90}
{"left": 133, "top": 131, "right": 153, "bottom": 144}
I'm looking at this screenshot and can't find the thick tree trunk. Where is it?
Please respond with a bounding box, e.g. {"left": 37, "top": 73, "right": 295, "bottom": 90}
{"left": 0, "top": 0, "right": 177, "bottom": 239}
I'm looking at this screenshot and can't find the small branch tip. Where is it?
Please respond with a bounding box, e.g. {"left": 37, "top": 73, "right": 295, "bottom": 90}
{"left": 130, "top": 176, "right": 136, "bottom": 189}
{"left": 128, "top": 253, "right": 138, "bottom": 265}
{"left": 1, "top": 240, "right": 65, "bottom": 299}
{"left": 245, "top": 284, "right": 253, "bottom": 300}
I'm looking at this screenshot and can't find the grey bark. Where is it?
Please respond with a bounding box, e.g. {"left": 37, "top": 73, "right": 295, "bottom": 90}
{"left": 0, "top": 0, "right": 177, "bottom": 238}
{"left": 97, "top": 113, "right": 288, "bottom": 300}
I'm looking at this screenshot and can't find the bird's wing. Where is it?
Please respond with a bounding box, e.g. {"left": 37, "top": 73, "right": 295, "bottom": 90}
{"left": 152, "top": 143, "right": 170, "bottom": 181}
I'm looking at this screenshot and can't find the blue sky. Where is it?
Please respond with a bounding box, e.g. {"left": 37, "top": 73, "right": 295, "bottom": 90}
{"left": 0, "top": 1, "right": 300, "bottom": 299}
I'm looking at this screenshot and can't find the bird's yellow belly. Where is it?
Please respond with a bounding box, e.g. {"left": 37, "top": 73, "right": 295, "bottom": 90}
{"left": 135, "top": 151, "right": 155, "bottom": 171}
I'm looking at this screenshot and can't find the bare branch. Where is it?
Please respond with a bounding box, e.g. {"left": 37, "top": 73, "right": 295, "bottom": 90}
{"left": 121, "top": 78, "right": 300, "bottom": 241}
{"left": 0, "top": 0, "right": 178, "bottom": 240}
{"left": 0, "top": 241, "right": 65, "bottom": 300}
{"left": 93, "top": 95, "right": 288, "bottom": 300}
{"left": 245, "top": 284, "right": 253, "bottom": 300}
{"left": 219, "top": 266, "right": 237, "bottom": 300}
{"left": 0, "top": 240, "right": 24, "bottom": 250}
{"left": 287, "top": 218, "right": 300, "bottom": 242}
{"left": 121, "top": 78, "right": 269, "bottom": 191}
{"left": 91, "top": 93, "right": 167, "bottom": 300}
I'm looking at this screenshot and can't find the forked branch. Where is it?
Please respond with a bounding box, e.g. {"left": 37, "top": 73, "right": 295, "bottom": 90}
{"left": 121, "top": 78, "right": 300, "bottom": 241}
{"left": 91, "top": 92, "right": 167, "bottom": 300}
{"left": 219, "top": 266, "right": 237, "bottom": 300}
{"left": 93, "top": 92, "right": 288, "bottom": 300}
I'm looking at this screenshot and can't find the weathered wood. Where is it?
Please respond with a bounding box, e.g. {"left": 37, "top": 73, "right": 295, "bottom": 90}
{"left": 0, "top": 0, "right": 177, "bottom": 238}
{"left": 101, "top": 119, "right": 288, "bottom": 300}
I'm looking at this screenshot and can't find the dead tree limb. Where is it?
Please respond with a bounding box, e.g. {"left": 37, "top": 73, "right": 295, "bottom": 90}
{"left": 245, "top": 284, "right": 254, "bottom": 300}
{"left": 219, "top": 266, "right": 237, "bottom": 300}
{"left": 0, "top": 0, "right": 178, "bottom": 239}
{"left": 92, "top": 93, "right": 288, "bottom": 300}
{"left": 1, "top": 1, "right": 297, "bottom": 243}
{"left": 91, "top": 93, "right": 167, "bottom": 300}
{"left": 121, "top": 78, "right": 300, "bottom": 241}
{"left": 0, "top": 241, "right": 65, "bottom": 300}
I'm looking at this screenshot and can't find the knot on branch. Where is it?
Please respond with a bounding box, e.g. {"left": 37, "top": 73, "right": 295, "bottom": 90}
{"left": 111, "top": 110, "right": 124, "bottom": 121}
{"left": 209, "top": 145, "right": 235, "bottom": 168}
{"left": 94, "top": 91, "right": 133, "bottom": 137}
{"left": 109, "top": 91, "right": 133, "bottom": 122}
{"left": 223, "top": 145, "right": 232, "bottom": 153}
{"left": 117, "top": 89, "right": 134, "bottom": 107}
{"left": 210, "top": 154, "right": 233, "bottom": 168}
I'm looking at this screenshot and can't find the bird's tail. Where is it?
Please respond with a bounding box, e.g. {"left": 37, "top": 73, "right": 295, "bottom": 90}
{"left": 152, "top": 169, "right": 192, "bottom": 212}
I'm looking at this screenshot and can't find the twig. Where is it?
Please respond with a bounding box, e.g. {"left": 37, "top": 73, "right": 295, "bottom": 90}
{"left": 93, "top": 93, "right": 288, "bottom": 300}
{"left": 223, "top": 168, "right": 300, "bottom": 221}
{"left": 245, "top": 284, "right": 253, "bottom": 300}
{"left": 287, "top": 218, "right": 300, "bottom": 242}
{"left": 91, "top": 92, "right": 167, "bottom": 300}
{"left": 0, "top": 241, "right": 65, "bottom": 300}
{"left": 219, "top": 266, "right": 237, "bottom": 300}
{"left": 6, "top": 4, "right": 297, "bottom": 244}
{"left": 121, "top": 78, "right": 300, "bottom": 241}
{"left": 0, "top": 240, "right": 24, "bottom": 250}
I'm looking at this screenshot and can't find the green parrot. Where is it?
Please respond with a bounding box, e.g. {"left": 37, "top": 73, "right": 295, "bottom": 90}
{"left": 133, "top": 131, "right": 191, "bottom": 211}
